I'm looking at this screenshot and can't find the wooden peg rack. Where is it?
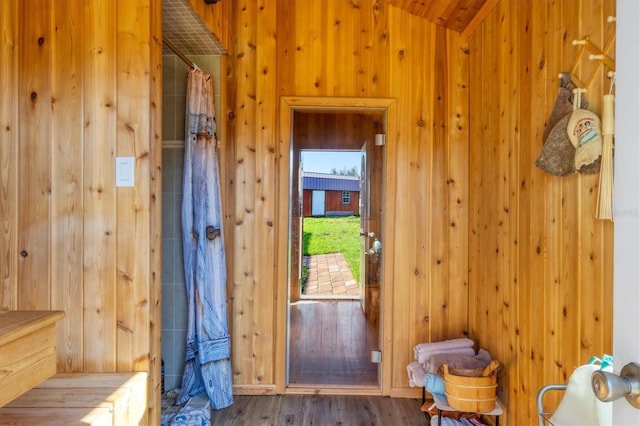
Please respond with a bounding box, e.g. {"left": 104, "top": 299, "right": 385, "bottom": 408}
{"left": 563, "top": 16, "right": 616, "bottom": 93}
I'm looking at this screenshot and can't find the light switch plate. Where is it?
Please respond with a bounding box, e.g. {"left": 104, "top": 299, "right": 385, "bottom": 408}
{"left": 115, "top": 157, "right": 135, "bottom": 187}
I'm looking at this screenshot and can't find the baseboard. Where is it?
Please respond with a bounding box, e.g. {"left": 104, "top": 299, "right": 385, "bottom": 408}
{"left": 389, "top": 387, "right": 423, "bottom": 399}
{"left": 232, "top": 384, "right": 277, "bottom": 395}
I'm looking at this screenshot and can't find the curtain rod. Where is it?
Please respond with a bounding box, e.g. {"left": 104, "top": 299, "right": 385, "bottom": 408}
{"left": 162, "top": 36, "right": 200, "bottom": 70}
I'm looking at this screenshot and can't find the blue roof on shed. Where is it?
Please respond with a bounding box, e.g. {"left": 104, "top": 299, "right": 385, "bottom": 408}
{"left": 302, "top": 172, "right": 360, "bottom": 192}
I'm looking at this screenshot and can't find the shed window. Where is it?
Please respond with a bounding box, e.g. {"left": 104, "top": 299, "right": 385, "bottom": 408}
{"left": 341, "top": 191, "right": 350, "bottom": 204}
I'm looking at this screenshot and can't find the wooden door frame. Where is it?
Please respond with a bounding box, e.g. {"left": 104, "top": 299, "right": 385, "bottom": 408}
{"left": 276, "top": 96, "right": 397, "bottom": 395}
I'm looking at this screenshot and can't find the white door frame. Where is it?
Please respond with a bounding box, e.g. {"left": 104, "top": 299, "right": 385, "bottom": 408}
{"left": 613, "top": 1, "right": 640, "bottom": 423}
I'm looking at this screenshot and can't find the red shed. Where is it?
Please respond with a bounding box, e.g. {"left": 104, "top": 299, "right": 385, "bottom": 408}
{"left": 302, "top": 172, "right": 360, "bottom": 217}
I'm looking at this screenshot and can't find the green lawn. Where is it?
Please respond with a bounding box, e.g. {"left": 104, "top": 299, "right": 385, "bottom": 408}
{"left": 303, "top": 216, "right": 360, "bottom": 282}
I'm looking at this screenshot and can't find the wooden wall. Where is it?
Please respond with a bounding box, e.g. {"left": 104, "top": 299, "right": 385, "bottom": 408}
{"left": 0, "top": 0, "right": 162, "bottom": 423}
{"left": 212, "top": 0, "right": 470, "bottom": 397}
{"left": 0, "top": 0, "right": 615, "bottom": 423}
{"left": 467, "top": 0, "right": 615, "bottom": 423}
{"left": 203, "top": 0, "right": 615, "bottom": 422}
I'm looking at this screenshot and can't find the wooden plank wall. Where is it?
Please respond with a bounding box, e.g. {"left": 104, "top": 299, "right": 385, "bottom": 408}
{"left": 0, "top": 0, "right": 616, "bottom": 422}
{"left": 467, "top": 0, "right": 615, "bottom": 423}
{"left": 203, "top": 0, "right": 470, "bottom": 397}
{"left": 193, "top": 0, "right": 616, "bottom": 422}
{"left": 0, "top": 1, "right": 162, "bottom": 423}
{"left": 1, "top": 0, "right": 19, "bottom": 309}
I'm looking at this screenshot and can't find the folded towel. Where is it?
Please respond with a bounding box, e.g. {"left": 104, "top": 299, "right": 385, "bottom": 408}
{"left": 407, "top": 361, "right": 426, "bottom": 387}
{"left": 428, "top": 352, "right": 488, "bottom": 375}
{"left": 413, "top": 337, "right": 474, "bottom": 363}
{"left": 413, "top": 338, "right": 474, "bottom": 361}
{"left": 424, "top": 373, "right": 446, "bottom": 395}
{"left": 476, "top": 348, "right": 492, "bottom": 365}
{"left": 430, "top": 417, "right": 465, "bottom": 426}
{"left": 418, "top": 347, "right": 476, "bottom": 371}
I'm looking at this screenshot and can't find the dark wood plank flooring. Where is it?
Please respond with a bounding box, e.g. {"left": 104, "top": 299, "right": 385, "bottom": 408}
{"left": 209, "top": 394, "right": 429, "bottom": 425}
{"left": 289, "top": 300, "right": 378, "bottom": 386}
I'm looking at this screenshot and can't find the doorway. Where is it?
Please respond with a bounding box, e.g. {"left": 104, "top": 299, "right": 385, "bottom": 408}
{"left": 290, "top": 149, "right": 374, "bottom": 386}
{"left": 310, "top": 190, "right": 326, "bottom": 217}
{"left": 276, "top": 97, "right": 396, "bottom": 393}
{"left": 299, "top": 150, "right": 361, "bottom": 300}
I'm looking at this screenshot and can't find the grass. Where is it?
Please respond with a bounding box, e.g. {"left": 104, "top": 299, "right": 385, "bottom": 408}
{"left": 303, "top": 216, "right": 361, "bottom": 283}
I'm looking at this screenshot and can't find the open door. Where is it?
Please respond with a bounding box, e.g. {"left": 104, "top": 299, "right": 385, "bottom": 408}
{"left": 359, "top": 137, "right": 383, "bottom": 327}
{"left": 613, "top": 3, "right": 640, "bottom": 423}
{"left": 359, "top": 142, "right": 368, "bottom": 312}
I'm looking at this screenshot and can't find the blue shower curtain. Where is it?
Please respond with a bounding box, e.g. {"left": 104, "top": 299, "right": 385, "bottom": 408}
{"left": 178, "top": 69, "right": 233, "bottom": 409}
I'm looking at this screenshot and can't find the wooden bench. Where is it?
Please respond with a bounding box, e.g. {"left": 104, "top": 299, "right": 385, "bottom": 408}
{"left": 0, "top": 372, "right": 148, "bottom": 425}
{"left": 0, "top": 310, "right": 65, "bottom": 407}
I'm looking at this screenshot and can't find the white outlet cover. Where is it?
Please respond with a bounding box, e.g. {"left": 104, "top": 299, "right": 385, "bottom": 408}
{"left": 116, "top": 157, "right": 135, "bottom": 187}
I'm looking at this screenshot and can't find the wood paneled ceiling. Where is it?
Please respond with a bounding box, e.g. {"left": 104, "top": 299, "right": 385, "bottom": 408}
{"left": 385, "top": 0, "right": 499, "bottom": 35}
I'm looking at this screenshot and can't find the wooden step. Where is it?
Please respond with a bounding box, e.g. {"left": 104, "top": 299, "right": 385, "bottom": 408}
{"left": 0, "top": 310, "right": 65, "bottom": 407}
{"left": 0, "top": 407, "right": 113, "bottom": 426}
{"left": 36, "top": 372, "right": 148, "bottom": 424}
{"left": 0, "top": 372, "right": 148, "bottom": 426}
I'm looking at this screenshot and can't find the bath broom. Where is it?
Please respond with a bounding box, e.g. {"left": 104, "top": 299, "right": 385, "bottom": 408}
{"left": 596, "top": 92, "right": 614, "bottom": 220}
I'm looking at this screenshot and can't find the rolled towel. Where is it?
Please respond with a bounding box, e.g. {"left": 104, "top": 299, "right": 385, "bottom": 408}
{"left": 424, "top": 373, "right": 446, "bottom": 396}
{"left": 407, "top": 361, "right": 426, "bottom": 387}
{"left": 417, "top": 347, "right": 476, "bottom": 370}
{"left": 413, "top": 338, "right": 474, "bottom": 361}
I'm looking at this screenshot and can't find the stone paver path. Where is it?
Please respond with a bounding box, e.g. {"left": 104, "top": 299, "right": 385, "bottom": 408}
{"left": 302, "top": 253, "right": 359, "bottom": 297}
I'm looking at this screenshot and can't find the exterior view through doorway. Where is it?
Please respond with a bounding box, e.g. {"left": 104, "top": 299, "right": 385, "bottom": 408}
{"left": 301, "top": 153, "right": 361, "bottom": 300}
{"left": 278, "top": 97, "right": 395, "bottom": 392}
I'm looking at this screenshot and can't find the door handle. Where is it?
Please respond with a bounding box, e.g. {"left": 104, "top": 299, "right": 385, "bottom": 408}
{"left": 591, "top": 362, "right": 640, "bottom": 408}
{"left": 372, "top": 238, "right": 382, "bottom": 254}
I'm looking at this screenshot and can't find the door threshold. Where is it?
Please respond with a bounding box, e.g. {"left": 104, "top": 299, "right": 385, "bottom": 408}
{"left": 284, "top": 384, "right": 381, "bottom": 396}
{"left": 297, "top": 295, "right": 360, "bottom": 302}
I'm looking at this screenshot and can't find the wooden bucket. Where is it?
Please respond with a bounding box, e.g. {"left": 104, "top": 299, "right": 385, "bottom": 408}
{"left": 442, "top": 363, "right": 497, "bottom": 412}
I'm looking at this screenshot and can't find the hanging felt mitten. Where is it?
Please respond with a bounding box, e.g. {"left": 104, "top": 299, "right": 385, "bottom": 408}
{"left": 535, "top": 74, "right": 587, "bottom": 176}
{"left": 567, "top": 90, "right": 603, "bottom": 171}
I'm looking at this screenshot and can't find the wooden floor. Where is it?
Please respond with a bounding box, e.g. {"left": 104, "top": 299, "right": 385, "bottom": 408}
{"left": 289, "top": 300, "right": 378, "bottom": 386}
{"left": 209, "top": 394, "right": 429, "bottom": 425}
